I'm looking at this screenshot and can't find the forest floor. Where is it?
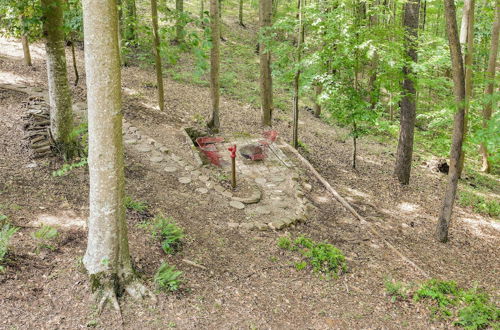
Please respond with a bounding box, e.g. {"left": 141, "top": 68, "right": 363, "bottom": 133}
{"left": 0, "top": 32, "right": 499, "bottom": 330}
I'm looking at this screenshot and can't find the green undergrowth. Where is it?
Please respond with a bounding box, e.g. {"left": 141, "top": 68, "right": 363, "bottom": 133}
{"left": 124, "top": 195, "right": 149, "bottom": 213}
{"left": 32, "top": 225, "right": 59, "bottom": 252}
{"left": 52, "top": 158, "right": 88, "bottom": 177}
{"left": 277, "top": 235, "right": 347, "bottom": 277}
{"left": 458, "top": 190, "right": 500, "bottom": 219}
{"left": 385, "top": 278, "right": 499, "bottom": 329}
{"left": 0, "top": 220, "right": 18, "bottom": 272}
{"left": 151, "top": 216, "right": 184, "bottom": 254}
{"left": 154, "top": 262, "right": 183, "bottom": 292}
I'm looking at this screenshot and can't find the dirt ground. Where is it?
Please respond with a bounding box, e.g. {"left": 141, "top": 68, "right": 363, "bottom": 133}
{"left": 0, "top": 37, "right": 499, "bottom": 329}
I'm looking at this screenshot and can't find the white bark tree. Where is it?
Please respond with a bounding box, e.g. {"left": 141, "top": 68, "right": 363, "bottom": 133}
{"left": 82, "top": 0, "right": 154, "bottom": 312}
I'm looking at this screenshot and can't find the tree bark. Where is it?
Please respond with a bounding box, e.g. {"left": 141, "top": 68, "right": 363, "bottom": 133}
{"left": 69, "top": 41, "right": 79, "bottom": 86}
{"left": 207, "top": 0, "right": 220, "bottom": 132}
{"left": 313, "top": 83, "right": 322, "bottom": 118}
{"left": 41, "top": 0, "right": 74, "bottom": 157}
{"left": 457, "top": 0, "right": 474, "bottom": 177}
{"left": 239, "top": 0, "right": 244, "bottom": 26}
{"left": 151, "top": 0, "right": 165, "bottom": 111}
{"left": 175, "top": 0, "right": 184, "bottom": 42}
{"left": 479, "top": 1, "right": 499, "bottom": 173}
{"left": 125, "top": 0, "right": 137, "bottom": 43}
{"left": 82, "top": 0, "right": 153, "bottom": 311}
{"left": 292, "top": 0, "right": 302, "bottom": 149}
{"left": 200, "top": 0, "right": 204, "bottom": 19}
{"left": 259, "top": 0, "right": 273, "bottom": 126}
{"left": 21, "top": 35, "right": 32, "bottom": 66}
{"left": 436, "top": 0, "right": 466, "bottom": 243}
{"left": 394, "top": 0, "right": 420, "bottom": 185}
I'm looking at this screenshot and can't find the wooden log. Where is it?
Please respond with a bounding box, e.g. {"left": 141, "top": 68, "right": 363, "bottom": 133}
{"left": 33, "top": 151, "right": 52, "bottom": 158}
{"left": 32, "top": 140, "right": 50, "bottom": 148}
{"left": 31, "top": 135, "right": 46, "bottom": 144}
{"left": 280, "top": 139, "right": 430, "bottom": 278}
{"left": 34, "top": 145, "right": 51, "bottom": 153}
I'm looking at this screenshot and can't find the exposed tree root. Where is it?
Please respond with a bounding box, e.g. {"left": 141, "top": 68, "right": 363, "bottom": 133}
{"left": 124, "top": 280, "right": 158, "bottom": 304}
{"left": 96, "top": 287, "right": 122, "bottom": 318}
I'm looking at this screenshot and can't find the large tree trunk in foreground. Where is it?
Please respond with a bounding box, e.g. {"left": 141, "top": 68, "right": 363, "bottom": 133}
{"left": 457, "top": 0, "right": 475, "bottom": 176}
{"left": 259, "top": 0, "right": 273, "bottom": 126}
{"left": 436, "top": 0, "right": 466, "bottom": 243}
{"left": 479, "top": 2, "right": 500, "bottom": 173}
{"left": 82, "top": 0, "right": 153, "bottom": 311}
{"left": 21, "top": 35, "right": 32, "bottom": 66}
{"left": 207, "top": 0, "right": 220, "bottom": 132}
{"left": 394, "top": 0, "right": 420, "bottom": 185}
{"left": 151, "top": 0, "right": 165, "bottom": 111}
{"left": 41, "top": 0, "right": 74, "bottom": 157}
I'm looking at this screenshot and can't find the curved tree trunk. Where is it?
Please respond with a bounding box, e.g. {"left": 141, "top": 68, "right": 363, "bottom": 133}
{"left": 479, "top": 1, "right": 500, "bottom": 173}
{"left": 151, "top": 0, "right": 165, "bottom": 111}
{"left": 41, "top": 0, "right": 74, "bottom": 157}
{"left": 207, "top": 0, "right": 220, "bottom": 132}
{"left": 313, "top": 83, "right": 322, "bottom": 118}
{"left": 394, "top": 0, "right": 420, "bottom": 185}
{"left": 82, "top": 0, "right": 153, "bottom": 311}
{"left": 259, "top": 0, "right": 273, "bottom": 126}
{"left": 436, "top": 0, "right": 466, "bottom": 243}
{"left": 21, "top": 35, "right": 32, "bottom": 66}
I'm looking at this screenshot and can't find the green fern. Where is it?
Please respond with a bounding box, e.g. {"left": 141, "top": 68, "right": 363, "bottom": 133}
{"left": 32, "top": 225, "right": 58, "bottom": 251}
{"left": 154, "top": 262, "right": 183, "bottom": 292}
{"left": 0, "top": 224, "right": 18, "bottom": 271}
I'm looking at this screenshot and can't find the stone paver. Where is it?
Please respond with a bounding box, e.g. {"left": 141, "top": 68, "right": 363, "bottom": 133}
{"left": 179, "top": 177, "right": 192, "bottom": 184}
{"left": 229, "top": 200, "right": 245, "bottom": 210}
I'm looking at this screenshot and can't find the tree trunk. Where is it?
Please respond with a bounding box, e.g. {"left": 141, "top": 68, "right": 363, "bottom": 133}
{"left": 457, "top": 0, "right": 475, "bottom": 176}
{"left": 69, "top": 41, "right": 79, "bottom": 86}
{"left": 125, "top": 0, "right": 137, "bottom": 43}
{"left": 313, "top": 83, "right": 322, "bottom": 118}
{"left": 151, "top": 0, "right": 165, "bottom": 111}
{"left": 259, "top": 0, "right": 273, "bottom": 126}
{"left": 200, "top": 0, "right": 204, "bottom": 19}
{"left": 175, "top": 0, "right": 184, "bottom": 42}
{"left": 394, "top": 0, "right": 420, "bottom": 185}
{"left": 82, "top": 0, "right": 153, "bottom": 311}
{"left": 21, "top": 35, "right": 32, "bottom": 66}
{"left": 41, "top": 0, "right": 74, "bottom": 157}
{"left": 207, "top": 0, "right": 220, "bottom": 132}
{"left": 239, "top": 0, "right": 244, "bottom": 26}
{"left": 479, "top": 1, "right": 499, "bottom": 173}
{"left": 292, "top": 0, "right": 302, "bottom": 149}
{"left": 436, "top": 0, "right": 466, "bottom": 243}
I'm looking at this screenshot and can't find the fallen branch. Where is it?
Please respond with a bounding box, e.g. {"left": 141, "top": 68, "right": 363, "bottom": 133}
{"left": 181, "top": 259, "right": 208, "bottom": 270}
{"left": 280, "top": 139, "right": 430, "bottom": 278}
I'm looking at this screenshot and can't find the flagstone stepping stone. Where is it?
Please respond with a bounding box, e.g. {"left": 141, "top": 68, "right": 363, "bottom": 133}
{"left": 229, "top": 201, "right": 245, "bottom": 210}
{"left": 232, "top": 189, "right": 262, "bottom": 204}
{"left": 228, "top": 222, "right": 239, "bottom": 228}
{"left": 255, "top": 178, "right": 267, "bottom": 185}
{"left": 150, "top": 155, "right": 164, "bottom": 162}
{"left": 271, "top": 176, "right": 286, "bottom": 182}
{"left": 222, "top": 191, "right": 233, "bottom": 198}
{"left": 179, "top": 177, "right": 192, "bottom": 184}
{"left": 214, "top": 185, "right": 225, "bottom": 193}
{"left": 185, "top": 165, "right": 194, "bottom": 171}
{"left": 254, "top": 206, "right": 271, "bottom": 215}
{"left": 195, "top": 187, "right": 208, "bottom": 194}
{"left": 199, "top": 175, "right": 209, "bottom": 182}
{"left": 124, "top": 139, "right": 138, "bottom": 144}
{"left": 269, "top": 219, "right": 286, "bottom": 230}
{"left": 164, "top": 166, "right": 178, "bottom": 173}
{"left": 137, "top": 145, "right": 152, "bottom": 152}
{"left": 191, "top": 170, "right": 201, "bottom": 177}
{"left": 171, "top": 154, "right": 181, "bottom": 161}
{"left": 159, "top": 146, "right": 169, "bottom": 153}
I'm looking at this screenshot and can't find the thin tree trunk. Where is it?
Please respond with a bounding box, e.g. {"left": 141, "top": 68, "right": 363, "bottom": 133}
{"left": 313, "top": 83, "right": 322, "bottom": 118}
{"left": 479, "top": 1, "right": 499, "bottom": 173}
{"left": 175, "top": 0, "right": 184, "bottom": 42}
{"left": 41, "top": 0, "right": 74, "bottom": 157}
{"left": 82, "top": 0, "right": 153, "bottom": 311}
{"left": 436, "top": 0, "right": 467, "bottom": 243}
{"left": 69, "top": 40, "right": 79, "bottom": 86}
{"left": 352, "top": 121, "right": 357, "bottom": 169}
{"left": 207, "top": 0, "right": 220, "bottom": 132}
{"left": 21, "top": 35, "right": 32, "bottom": 66}
{"left": 239, "top": 0, "right": 244, "bottom": 26}
{"left": 125, "top": 0, "right": 137, "bottom": 43}
{"left": 394, "top": 0, "right": 420, "bottom": 185}
{"left": 259, "top": 0, "right": 273, "bottom": 126}
{"left": 457, "top": 0, "right": 475, "bottom": 176}
{"left": 151, "top": 0, "right": 165, "bottom": 111}
{"left": 200, "top": 0, "right": 204, "bottom": 19}
{"left": 292, "top": 0, "right": 302, "bottom": 149}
